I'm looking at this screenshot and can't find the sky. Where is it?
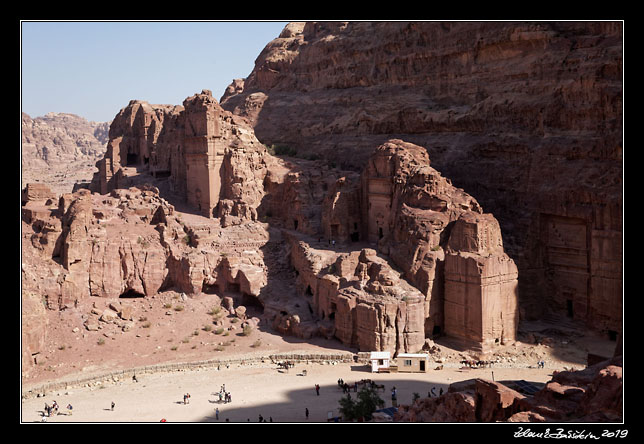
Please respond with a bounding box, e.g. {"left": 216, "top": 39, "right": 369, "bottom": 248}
{"left": 21, "top": 21, "right": 290, "bottom": 122}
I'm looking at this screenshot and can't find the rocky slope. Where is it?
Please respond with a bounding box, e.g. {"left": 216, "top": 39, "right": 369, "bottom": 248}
{"left": 394, "top": 354, "right": 622, "bottom": 422}
{"left": 22, "top": 112, "right": 110, "bottom": 194}
{"left": 220, "top": 21, "right": 623, "bottom": 335}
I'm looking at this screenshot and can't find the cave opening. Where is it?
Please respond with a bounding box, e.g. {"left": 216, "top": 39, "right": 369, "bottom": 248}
{"left": 242, "top": 293, "right": 264, "bottom": 314}
{"left": 202, "top": 282, "right": 219, "bottom": 294}
{"left": 119, "top": 289, "right": 145, "bottom": 298}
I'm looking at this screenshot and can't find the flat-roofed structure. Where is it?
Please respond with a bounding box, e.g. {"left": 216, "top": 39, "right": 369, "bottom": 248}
{"left": 396, "top": 353, "right": 429, "bottom": 373}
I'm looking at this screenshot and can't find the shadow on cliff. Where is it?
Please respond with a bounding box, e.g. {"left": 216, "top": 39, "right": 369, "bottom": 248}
{"left": 251, "top": 220, "right": 361, "bottom": 353}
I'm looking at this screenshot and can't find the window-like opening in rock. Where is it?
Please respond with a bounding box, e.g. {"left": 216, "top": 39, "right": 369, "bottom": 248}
{"left": 120, "top": 289, "right": 145, "bottom": 298}
{"left": 144, "top": 156, "right": 149, "bottom": 165}
{"left": 202, "top": 282, "right": 219, "bottom": 294}
{"left": 127, "top": 153, "right": 139, "bottom": 165}
{"left": 280, "top": 311, "right": 288, "bottom": 316}
{"left": 354, "top": 222, "right": 358, "bottom": 230}
{"left": 329, "top": 312, "right": 335, "bottom": 321}
{"left": 608, "top": 330, "right": 618, "bottom": 341}
{"left": 432, "top": 326, "right": 441, "bottom": 336}
{"left": 242, "top": 293, "right": 264, "bottom": 313}
{"left": 378, "top": 227, "right": 384, "bottom": 239}
{"left": 566, "top": 299, "right": 574, "bottom": 318}
{"left": 228, "top": 283, "right": 240, "bottom": 294}
{"left": 306, "top": 285, "right": 313, "bottom": 296}
{"left": 293, "top": 219, "right": 299, "bottom": 230}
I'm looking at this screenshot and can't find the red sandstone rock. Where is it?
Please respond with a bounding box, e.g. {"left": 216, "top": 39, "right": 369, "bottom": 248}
{"left": 221, "top": 21, "right": 622, "bottom": 336}
{"left": 395, "top": 357, "right": 622, "bottom": 422}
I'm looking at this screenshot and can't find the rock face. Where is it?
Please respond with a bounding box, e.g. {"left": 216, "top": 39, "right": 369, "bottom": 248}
{"left": 94, "top": 90, "right": 271, "bottom": 225}
{"left": 281, "top": 139, "right": 517, "bottom": 354}
{"left": 220, "top": 21, "right": 623, "bottom": 337}
{"left": 22, "top": 112, "right": 110, "bottom": 194}
{"left": 394, "top": 356, "right": 623, "bottom": 422}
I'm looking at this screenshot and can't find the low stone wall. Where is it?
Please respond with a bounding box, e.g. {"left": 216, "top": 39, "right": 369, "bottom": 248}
{"left": 21, "top": 351, "right": 356, "bottom": 399}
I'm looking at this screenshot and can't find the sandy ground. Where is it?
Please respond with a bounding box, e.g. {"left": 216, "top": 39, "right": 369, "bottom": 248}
{"left": 21, "top": 360, "right": 558, "bottom": 423}
{"left": 21, "top": 285, "right": 618, "bottom": 423}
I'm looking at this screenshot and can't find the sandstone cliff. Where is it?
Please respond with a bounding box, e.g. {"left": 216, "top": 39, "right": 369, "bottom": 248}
{"left": 220, "top": 21, "right": 622, "bottom": 336}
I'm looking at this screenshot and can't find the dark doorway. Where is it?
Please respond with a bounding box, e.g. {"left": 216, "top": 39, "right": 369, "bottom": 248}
{"left": 432, "top": 325, "right": 441, "bottom": 337}
{"left": 608, "top": 330, "right": 618, "bottom": 341}
{"left": 306, "top": 285, "right": 313, "bottom": 296}
{"left": 294, "top": 219, "right": 299, "bottom": 230}
{"left": 378, "top": 227, "right": 384, "bottom": 239}
{"left": 127, "top": 153, "right": 139, "bottom": 165}
{"left": 202, "top": 282, "right": 219, "bottom": 294}
{"left": 420, "top": 360, "right": 425, "bottom": 371}
{"left": 350, "top": 232, "right": 359, "bottom": 242}
{"left": 566, "top": 299, "right": 574, "bottom": 318}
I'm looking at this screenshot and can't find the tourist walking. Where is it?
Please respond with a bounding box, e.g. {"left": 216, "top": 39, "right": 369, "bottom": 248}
{"left": 111, "top": 401, "right": 115, "bottom": 411}
{"left": 315, "top": 384, "right": 320, "bottom": 396}
{"left": 66, "top": 404, "right": 73, "bottom": 416}
{"left": 215, "top": 408, "right": 219, "bottom": 420}
{"left": 305, "top": 408, "right": 309, "bottom": 420}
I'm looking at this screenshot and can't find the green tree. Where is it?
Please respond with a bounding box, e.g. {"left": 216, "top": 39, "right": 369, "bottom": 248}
{"left": 337, "top": 386, "right": 385, "bottom": 422}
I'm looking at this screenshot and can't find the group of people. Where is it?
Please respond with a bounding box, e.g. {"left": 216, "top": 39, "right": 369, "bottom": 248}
{"left": 42, "top": 400, "right": 73, "bottom": 420}
{"left": 537, "top": 360, "right": 546, "bottom": 369}
{"left": 217, "top": 384, "right": 232, "bottom": 403}
{"left": 183, "top": 393, "right": 191, "bottom": 404}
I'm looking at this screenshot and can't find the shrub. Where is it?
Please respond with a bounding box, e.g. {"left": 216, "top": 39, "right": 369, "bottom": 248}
{"left": 242, "top": 325, "right": 253, "bottom": 336}
{"left": 203, "top": 325, "right": 213, "bottom": 332}
{"left": 97, "top": 338, "right": 105, "bottom": 346}
{"left": 208, "top": 306, "right": 221, "bottom": 316}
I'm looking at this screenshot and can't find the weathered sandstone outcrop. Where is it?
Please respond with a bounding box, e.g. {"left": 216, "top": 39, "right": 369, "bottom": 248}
{"left": 94, "top": 90, "right": 271, "bottom": 225}
{"left": 309, "top": 140, "right": 519, "bottom": 351}
{"left": 221, "top": 21, "right": 622, "bottom": 338}
{"left": 395, "top": 355, "right": 622, "bottom": 422}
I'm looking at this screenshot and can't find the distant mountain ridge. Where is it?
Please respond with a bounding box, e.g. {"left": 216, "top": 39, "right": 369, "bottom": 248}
{"left": 21, "top": 111, "right": 111, "bottom": 194}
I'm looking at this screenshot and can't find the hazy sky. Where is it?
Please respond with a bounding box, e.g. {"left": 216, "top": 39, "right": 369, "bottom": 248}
{"left": 21, "top": 21, "right": 289, "bottom": 122}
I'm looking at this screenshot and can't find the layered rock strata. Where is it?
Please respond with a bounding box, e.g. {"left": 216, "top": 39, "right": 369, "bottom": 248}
{"left": 220, "top": 21, "right": 622, "bottom": 337}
